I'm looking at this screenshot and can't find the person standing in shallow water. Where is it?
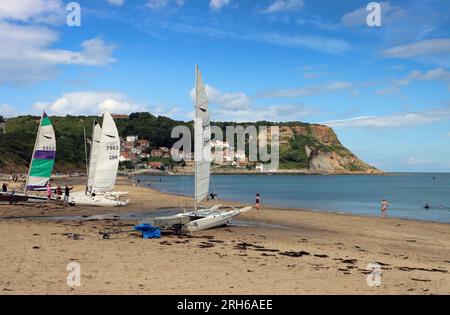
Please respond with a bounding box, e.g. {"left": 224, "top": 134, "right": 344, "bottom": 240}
{"left": 256, "top": 193, "right": 261, "bottom": 212}
{"left": 381, "top": 199, "right": 389, "bottom": 218}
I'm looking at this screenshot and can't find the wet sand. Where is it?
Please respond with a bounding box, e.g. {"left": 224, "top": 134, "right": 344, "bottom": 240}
{"left": 0, "top": 177, "right": 449, "bottom": 294}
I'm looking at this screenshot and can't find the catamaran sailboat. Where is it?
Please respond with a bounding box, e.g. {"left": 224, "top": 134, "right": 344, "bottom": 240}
{"left": 0, "top": 112, "right": 56, "bottom": 203}
{"left": 68, "top": 110, "right": 129, "bottom": 207}
{"left": 140, "top": 65, "right": 252, "bottom": 232}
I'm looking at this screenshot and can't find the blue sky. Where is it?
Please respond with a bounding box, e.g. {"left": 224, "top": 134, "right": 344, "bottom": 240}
{"left": 1, "top": 0, "right": 450, "bottom": 172}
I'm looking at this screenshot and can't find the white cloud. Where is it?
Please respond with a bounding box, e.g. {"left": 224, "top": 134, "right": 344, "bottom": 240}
{"left": 0, "top": 1, "right": 116, "bottom": 85}
{"left": 135, "top": 17, "right": 349, "bottom": 54}
{"left": 33, "top": 37, "right": 117, "bottom": 66}
{"left": 188, "top": 84, "right": 317, "bottom": 122}
{"left": 383, "top": 39, "right": 450, "bottom": 59}
{"left": 0, "top": 0, "right": 64, "bottom": 23}
{"left": 406, "top": 68, "right": 450, "bottom": 81}
{"left": 322, "top": 107, "right": 450, "bottom": 129}
{"left": 146, "top": 0, "right": 169, "bottom": 10}
{"left": 33, "top": 91, "right": 144, "bottom": 115}
{"left": 259, "top": 81, "right": 354, "bottom": 99}
{"left": 0, "top": 104, "right": 18, "bottom": 117}
{"left": 209, "top": 0, "right": 230, "bottom": 11}
{"left": 146, "top": 0, "right": 184, "bottom": 10}
{"left": 191, "top": 85, "right": 251, "bottom": 110}
{"left": 376, "top": 67, "right": 450, "bottom": 95}
{"left": 0, "top": 21, "right": 116, "bottom": 84}
{"left": 215, "top": 104, "right": 317, "bottom": 122}
{"left": 32, "top": 91, "right": 180, "bottom": 117}
{"left": 252, "top": 33, "right": 349, "bottom": 54}
{"left": 262, "top": 0, "right": 304, "bottom": 14}
{"left": 107, "top": 0, "right": 125, "bottom": 6}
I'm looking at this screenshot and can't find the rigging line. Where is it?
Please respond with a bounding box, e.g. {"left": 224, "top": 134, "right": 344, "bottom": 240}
{"left": 210, "top": 172, "right": 220, "bottom": 206}
{"left": 182, "top": 159, "right": 190, "bottom": 212}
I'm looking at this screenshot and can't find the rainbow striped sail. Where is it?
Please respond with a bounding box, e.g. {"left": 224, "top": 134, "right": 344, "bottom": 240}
{"left": 26, "top": 112, "right": 56, "bottom": 191}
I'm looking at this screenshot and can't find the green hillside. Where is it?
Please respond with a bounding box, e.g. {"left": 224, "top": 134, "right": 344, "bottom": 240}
{"left": 0, "top": 112, "right": 379, "bottom": 174}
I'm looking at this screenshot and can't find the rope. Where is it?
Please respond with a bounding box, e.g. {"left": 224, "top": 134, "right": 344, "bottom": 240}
{"left": 210, "top": 173, "right": 220, "bottom": 206}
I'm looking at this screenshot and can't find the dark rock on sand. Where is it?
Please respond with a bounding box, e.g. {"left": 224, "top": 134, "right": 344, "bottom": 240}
{"left": 279, "top": 251, "right": 310, "bottom": 258}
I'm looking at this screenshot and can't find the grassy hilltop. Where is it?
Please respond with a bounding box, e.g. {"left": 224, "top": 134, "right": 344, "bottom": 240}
{"left": 0, "top": 113, "right": 380, "bottom": 174}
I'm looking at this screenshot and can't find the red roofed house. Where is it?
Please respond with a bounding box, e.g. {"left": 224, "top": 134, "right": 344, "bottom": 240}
{"left": 148, "top": 162, "right": 165, "bottom": 170}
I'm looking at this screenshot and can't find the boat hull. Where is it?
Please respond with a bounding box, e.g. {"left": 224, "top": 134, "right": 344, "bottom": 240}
{"left": 69, "top": 192, "right": 129, "bottom": 207}
{"left": 0, "top": 192, "right": 50, "bottom": 204}
{"left": 0, "top": 193, "right": 29, "bottom": 204}
{"left": 186, "top": 207, "right": 252, "bottom": 232}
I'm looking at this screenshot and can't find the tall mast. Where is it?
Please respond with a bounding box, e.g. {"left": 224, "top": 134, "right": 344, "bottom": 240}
{"left": 24, "top": 112, "right": 43, "bottom": 194}
{"left": 194, "top": 64, "right": 198, "bottom": 214}
{"left": 83, "top": 126, "right": 89, "bottom": 193}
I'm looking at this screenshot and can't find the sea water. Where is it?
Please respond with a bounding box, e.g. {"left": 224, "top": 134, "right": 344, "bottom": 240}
{"left": 137, "top": 173, "right": 450, "bottom": 224}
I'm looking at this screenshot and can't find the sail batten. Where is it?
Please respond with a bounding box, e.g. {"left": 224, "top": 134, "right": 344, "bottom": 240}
{"left": 194, "top": 65, "right": 211, "bottom": 204}
{"left": 26, "top": 112, "right": 56, "bottom": 191}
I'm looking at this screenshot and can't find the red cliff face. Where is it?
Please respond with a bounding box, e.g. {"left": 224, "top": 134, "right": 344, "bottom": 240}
{"left": 280, "top": 124, "right": 382, "bottom": 174}
{"left": 310, "top": 125, "right": 340, "bottom": 145}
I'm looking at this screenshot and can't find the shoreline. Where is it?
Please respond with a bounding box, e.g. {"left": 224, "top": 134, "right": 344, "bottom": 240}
{"left": 2, "top": 174, "right": 449, "bottom": 226}
{"left": 120, "top": 169, "right": 386, "bottom": 176}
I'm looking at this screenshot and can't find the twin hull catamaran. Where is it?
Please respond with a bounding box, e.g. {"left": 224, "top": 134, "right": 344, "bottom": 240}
{"left": 68, "top": 111, "right": 129, "bottom": 207}
{"left": 140, "top": 65, "right": 252, "bottom": 232}
{"left": 0, "top": 112, "right": 56, "bottom": 203}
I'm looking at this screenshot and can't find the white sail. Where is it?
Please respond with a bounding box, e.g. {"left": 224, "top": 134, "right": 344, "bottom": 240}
{"left": 87, "top": 121, "right": 102, "bottom": 190}
{"left": 194, "top": 65, "right": 211, "bottom": 204}
{"left": 26, "top": 112, "right": 56, "bottom": 191}
{"left": 91, "top": 111, "right": 120, "bottom": 193}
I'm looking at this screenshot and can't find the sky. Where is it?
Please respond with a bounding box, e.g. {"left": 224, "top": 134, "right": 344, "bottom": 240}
{"left": 0, "top": 0, "right": 450, "bottom": 172}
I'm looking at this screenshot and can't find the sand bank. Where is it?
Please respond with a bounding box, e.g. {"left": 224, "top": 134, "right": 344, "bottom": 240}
{"left": 0, "top": 177, "right": 449, "bottom": 294}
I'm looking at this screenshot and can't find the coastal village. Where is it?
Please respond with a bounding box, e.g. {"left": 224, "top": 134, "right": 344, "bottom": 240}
{"left": 118, "top": 134, "right": 250, "bottom": 172}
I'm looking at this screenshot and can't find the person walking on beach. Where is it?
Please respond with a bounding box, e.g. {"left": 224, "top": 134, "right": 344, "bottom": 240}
{"left": 46, "top": 183, "right": 52, "bottom": 200}
{"left": 381, "top": 199, "right": 389, "bottom": 218}
{"left": 64, "top": 185, "right": 72, "bottom": 203}
{"left": 256, "top": 193, "right": 261, "bottom": 212}
{"left": 2, "top": 183, "right": 7, "bottom": 193}
{"left": 56, "top": 186, "right": 62, "bottom": 203}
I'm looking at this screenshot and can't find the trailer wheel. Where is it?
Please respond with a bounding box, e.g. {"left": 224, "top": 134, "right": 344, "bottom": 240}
{"left": 173, "top": 224, "right": 183, "bottom": 235}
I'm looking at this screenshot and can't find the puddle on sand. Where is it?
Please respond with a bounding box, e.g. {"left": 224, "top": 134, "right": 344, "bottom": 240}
{"left": 0, "top": 209, "right": 180, "bottom": 222}
{"left": 1, "top": 209, "right": 290, "bottom": 230}
{"left": 229, "top": 220, "right": 290, "bottom": 230}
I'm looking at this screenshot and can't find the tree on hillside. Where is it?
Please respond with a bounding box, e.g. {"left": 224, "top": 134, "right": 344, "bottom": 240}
{"left": 0, "top": 115, "right": 4, "bottom": 123}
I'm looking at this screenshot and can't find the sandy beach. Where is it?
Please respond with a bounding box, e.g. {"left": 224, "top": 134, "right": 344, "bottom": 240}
{"left": 0, "top": 176, "right": 449, "bottom": 295}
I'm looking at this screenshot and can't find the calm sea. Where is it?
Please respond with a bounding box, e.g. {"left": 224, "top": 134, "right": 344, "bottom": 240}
{"left": 136, "top": 173, "right": 450, "bottom": 224}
